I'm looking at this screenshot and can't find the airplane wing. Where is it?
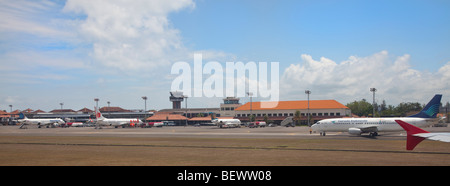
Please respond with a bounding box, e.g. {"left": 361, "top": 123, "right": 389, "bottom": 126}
{"left": 413, "top": 133, "right": 450, "bottom": 143}
{"left": 347, "top": 126, "right": 379, "bottom": 135}
{"left": 359, "top": 126, "right": 378, "bottom": 133}
{"left": 395, "top": 120, "right": 450, "bottom": 150}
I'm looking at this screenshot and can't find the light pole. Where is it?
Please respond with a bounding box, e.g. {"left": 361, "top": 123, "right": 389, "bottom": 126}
{"left": 305, "top": 90, "right": 311, "bottom": 127}
{"left": 370, "top": 88, "right": 377, "bottom": 117}
{"left": 247, "top": 92, "right": 253, "bottom": 122}
{"left": 60, "top": 102, "right": 64, "bottom": 110}
{"left": 142, "top": 96, "right": 147, "bottom": 122}
{"left": 94, "top": 98, "right": 99, "bottom": 129}
{"left": 107, "top": 101, "right": 111, "bottom": 117}
{"left": 8, "top": 105, "right": 12, "bottom": 122}
{"left": 183, "top": 95, "right": 188, "bottom": 126}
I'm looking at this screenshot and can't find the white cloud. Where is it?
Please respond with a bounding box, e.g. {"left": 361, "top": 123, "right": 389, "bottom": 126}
{"left": 281, "top": 51, "right": 450, "bottom": 105}
{"left": 0, "top": 0, "right": 61, "bottom": 36}
{"left": 63, "top": 0, "right": 195, "bottom": 71}
{"left": 438, "top": 62, "right": 450, "bottom": 81}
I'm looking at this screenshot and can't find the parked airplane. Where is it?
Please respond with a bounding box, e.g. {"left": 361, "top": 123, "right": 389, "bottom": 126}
{"left": 94, "top": 107, "right": 142, "bottom": 128}
{"left": 396, "top": 120, "right": 450, "bottom": 150}
{"left": 311, "top": 94, "right": 442, "bottom": 136}
{"left": 146, "top": 122, "right": 164, "bottom": 128}
{"left": 17, "top": 113, "right": 65, "bottom": 129}
{"left": 66, "top": 122, "right": 85, "bottom": 127}
{"left": 212, "top": 118, "right": 241, "bottom": 128}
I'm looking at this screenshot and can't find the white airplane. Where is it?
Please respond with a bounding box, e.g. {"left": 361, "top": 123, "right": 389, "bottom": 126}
{"left": 94, "top": 107, "right": 142, "bottom": 128}
{"left": 311, "top": 94, "right": 442, "bottom": 136}
{"left": 146, "top": 122, "right": 164, "bottom": 128}
{"left": 212, "top": 118, "right": 241, "bottom": 128}
{"left": 66, "top": 122, "right": 85, "bottom": 127}
{"left": 17, "top": 113, "right": 65, "bottom": 129}
{"left": 395, "top": 120, "right": 450, "bottom": 150}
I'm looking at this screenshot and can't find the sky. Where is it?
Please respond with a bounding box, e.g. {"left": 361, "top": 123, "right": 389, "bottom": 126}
{"left": 1, "top": 0, "right": 450, "bottom": 112}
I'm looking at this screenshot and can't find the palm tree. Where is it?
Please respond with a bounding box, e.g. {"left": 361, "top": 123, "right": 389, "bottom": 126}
{"left": 294, "top": 110, "right": 301, "bottom": 126}
{"left": 263, "top": 114, "right": 269, "bottom": 124}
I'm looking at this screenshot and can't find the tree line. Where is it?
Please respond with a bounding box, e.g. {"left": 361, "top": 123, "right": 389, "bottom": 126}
{"left": 346, "top": 99, "right": 450, "bottom": 117}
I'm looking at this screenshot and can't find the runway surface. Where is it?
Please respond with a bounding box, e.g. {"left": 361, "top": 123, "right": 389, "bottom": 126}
{"left": 6, "top": 124, "right": 446, "bottom": 138}
{"left": 1, "top": 125, "right": 449, "bottom": 165}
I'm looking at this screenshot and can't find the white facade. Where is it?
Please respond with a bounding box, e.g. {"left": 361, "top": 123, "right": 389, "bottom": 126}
{"left": 235, "top": 108, "right": 351, "bottom": 118}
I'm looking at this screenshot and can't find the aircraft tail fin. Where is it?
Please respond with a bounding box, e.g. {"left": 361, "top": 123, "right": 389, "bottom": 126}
{"left": 18, "top": 113, "right": 27, "bottom": 119}
{"left": 408, "top": 94, "right": 442, "bottom": 118}
{"left": 395, "top": 120, "right": 429, "bottom": 150}
{"left": 94, "top": 107, "right": 105, "bottom": 120}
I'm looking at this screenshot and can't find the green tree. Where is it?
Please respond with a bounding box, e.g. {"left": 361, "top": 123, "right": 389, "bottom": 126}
{"left": 263, "top": 114, "right": 269, "bottom": 123}
{"left": 347, "top": 99, "right": 425, "bottom": 117}
{"left": 294, "top": 110, "right": 301, "bottom": 125}
{"left": 381, "top": 105, "right": 397, "bottom": 116}
{"left": 346, "top": 99, "right": 373, "bottom": 117}
{"left": 394, "top": 102, "right": 422, "bottom": 116}
{"left": 249, "top": 114, "right": 255, "bottom": 122}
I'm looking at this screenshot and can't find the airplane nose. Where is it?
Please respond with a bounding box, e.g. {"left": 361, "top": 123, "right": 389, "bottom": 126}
{"left": 311, "top": 123, "right": 319, "bottom": 131}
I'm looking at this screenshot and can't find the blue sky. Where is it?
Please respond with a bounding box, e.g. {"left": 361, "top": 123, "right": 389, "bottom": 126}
{"left": 1, "top": 0, "right": 449, "bottom": 111}
{"left": 171, "top": 0, "right": 450, "bottom": 70}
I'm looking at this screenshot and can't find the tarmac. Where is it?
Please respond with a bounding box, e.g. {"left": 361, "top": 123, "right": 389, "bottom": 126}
{"left": 1, "top": 125, "right": 449, "bottom": 165}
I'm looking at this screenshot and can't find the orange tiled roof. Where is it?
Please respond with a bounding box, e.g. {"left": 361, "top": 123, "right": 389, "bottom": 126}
{"left": 188, "top": 117, "right": 212, "bottom": 121}
{"left": 10, "top": 110, "right": 20, "bottom": 114}
{"left": 0, "top": 110, "right": 18, "bottom": 118}
{"left": 100, "top": 107, "right": 131, "bottom": 112}
{"left": 23, "top": 108, "right": 34, "bottom": 113}
{"left": 32, "top": 109, "right": 46, "bottom": 113}
{"left": 216, "top": 117, "right": 234, "bottom": 119}
{"left": 235, "top": 100, "right": 348, "bottom": 111}
{"left": 146, "top": 113, "right": 187, "bottom": 121}
{"left": 78, "top": 107, "right": 94, "bottom": 113}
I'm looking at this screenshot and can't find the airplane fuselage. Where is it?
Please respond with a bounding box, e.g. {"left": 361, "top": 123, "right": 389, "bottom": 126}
{"left": 213, "top": 119, "right": 241, "bottom": 128}
{"left": 96, "top": 118, "right": 141, "bottom": 127}
{"left": 18, "top": 118, "right": 65, "bottom": 127}
{"left": 311, "top": 117, "right": 435, "bottom": 133}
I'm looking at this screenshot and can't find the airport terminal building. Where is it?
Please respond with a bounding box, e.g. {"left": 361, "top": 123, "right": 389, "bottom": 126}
{"left": 3, "top": 90, "right": 350, "bottom": 126}
{"left": 234, "top": 100, "right": 351, "bottom": 124}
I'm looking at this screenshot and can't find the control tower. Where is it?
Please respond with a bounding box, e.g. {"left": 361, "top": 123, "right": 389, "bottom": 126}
{"left": 169, "top": 91, "right": 184, "bottom": 109}
{"left": 219, "top": 97, "right": 241, "bottom": 117}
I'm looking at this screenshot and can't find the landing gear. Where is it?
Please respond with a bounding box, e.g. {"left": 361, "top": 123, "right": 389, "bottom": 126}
{"left": 369, "top": 132, "right": 378, "bottom": 137}
{"left": 320, "top": 132, "right": 326, "bottom": 136}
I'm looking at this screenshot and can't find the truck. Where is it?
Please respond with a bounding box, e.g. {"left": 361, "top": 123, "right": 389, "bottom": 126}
{"left": 248, "top": 121, "right": 267, "bottom": 128}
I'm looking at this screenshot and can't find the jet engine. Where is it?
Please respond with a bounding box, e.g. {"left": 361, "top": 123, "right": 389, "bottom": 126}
{"left": 348, "top": 128, "right": 362, "bottom": 135}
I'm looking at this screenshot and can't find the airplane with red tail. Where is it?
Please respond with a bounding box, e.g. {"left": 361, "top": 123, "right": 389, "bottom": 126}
{"left": 94, "top": 107, "right": 142, "bottom": 128}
